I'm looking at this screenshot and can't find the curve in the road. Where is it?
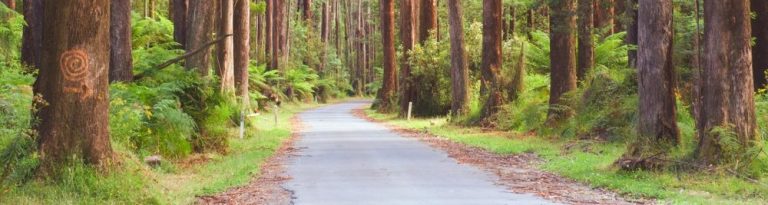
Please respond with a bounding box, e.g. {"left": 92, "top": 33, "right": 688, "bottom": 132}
{"left": 283, "top": 101, "right": 557, "bottom": 205}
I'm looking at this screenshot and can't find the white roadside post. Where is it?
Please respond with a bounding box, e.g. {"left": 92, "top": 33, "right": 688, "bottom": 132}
{"left": 407, "top": 101, "right": 413, "bottom": 121}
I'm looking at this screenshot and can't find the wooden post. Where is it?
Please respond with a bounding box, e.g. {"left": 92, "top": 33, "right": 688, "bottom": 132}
{"left": 273, "top": 104, "right": 279, "bottom": 127}
{"left": 407, "top": 101, "right": 413, "bottom": 121}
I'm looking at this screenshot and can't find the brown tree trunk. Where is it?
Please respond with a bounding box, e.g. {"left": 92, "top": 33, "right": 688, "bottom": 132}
{"left": 218, "top": 0, "right": 235, "bottom": 92}
{"left": 507, "top": 5, "right": 516, "bottom": 40}
{"left": 186, "top": 0, "right": 215, "bottom": 76}
{"left": 398, "top": 0, "right": 415, "bottom": 116}
{"left": 317, "top": 1, "right": 330, "bottom": 102}
{"left": 634, "top": 0, "right": 679, "bottom": 154}
{"left": 547, "top": 0, "right": 577, "bottom": 122}
{"left": 170, "top": 0, "right": 188, "bottom": 49}
{"left": 526, "top": 8, "right": 534, "bottom": 39}
{"left": 36, "top": 0, "right": 113, "bottom": 172}
{"left": 377, "top": 0, "right": 397, "bottom": 112}
{"left": 448, "top": 0, "right": 470, "bottom": 117}
{"left": 270, "top": 0, "right": 283, "bottom": 70}
{"left": 697, "top": 0, "right": 757, "bottom": 165}
{"left": 594, "top": 0, "right": 615, "bottom": 33}
{"left": 753, "top": 0, "right": 768, "bottom": 90}
{"left": 302, "top": 0, "right": 312, "bottom": 23}
{"left": 577, "top": 0, "right": 594, "bottom": 81}
{"left": 110, "top": 0, "right": 133, "bottom": 82}
{"left": 626, "top": 0, "right": 638, "bottom": 68}
{"left": 479, "top": 0, "right": 504, "bottom": 123}
{"left": 21, "top": 0, "right": 43, "bottom": 69}
{"left": 234, "top": 0, "right": 250, "bottom": 101}
{"left": 265, "top": 0, "right": 273, "bottom": 66}
{"left": 419, "top": 0, "right": 437, "bottom": 42}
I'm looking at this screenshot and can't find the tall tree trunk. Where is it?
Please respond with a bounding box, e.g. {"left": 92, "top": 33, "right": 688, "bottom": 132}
{"left": 526, "top": 8, "right": 534, "bottom": 39}
{"left": 626, "top": 0, "right": 638, "bottom": 68}
{"left": 21, "top": 0, "right": 43, "bottom": 69}
{"left": 218, "top": 0, "right": 235, "bottom": 92}
{"left": 506, "top": 5, "right": 516, "bottom": 40}
{"left": 752, "top": 0, "right": 768, "bottom": 90}
{"left": 270, "top": 0, "right": 283, "bottom": 70}
{"left": 234, "top": 0, "right": 250, "bottom": 101}
{"left": 35, "top": 0, "right": 113, "bottom": 172}
{"left": 547, "top": 0, "right": 577, "bottom": 122}
{"left": 317, "top": 1, "right": 330, "bottom": 102}
{"left": 419, "top": 0, "right": 437, "bottom": 42}
{"left": 377, "top": 0, "right": 397, "bottom": 112}
{"left": 594, "top": 0, "right": 615, "bottom": 33}
{"left": 265, "top": 0, "right": 273, "bottom": 66}
{"left": 578, "top": 0, "right": 594, "bottom": 81}
{"left": 302, "top": 0, "right": 312, "bottom": 24}
{"left": 170, "top": 0, "right": 188, "bottom": 48}
{"left": 447, "top": 0, "right": 470, "bottom": 117}
{"left": 110, "top": 0, "right": 133, "bottom": 82}
{"left": 479, "top": 0, "right": 504, "bottom": 123}
{"left": 624, "top": 0, "right": 679, "bottom": 169}
{"left": 697, "top": 0, "right": 757, "bottom": 165}
{"left": 398, "top": 0, "right": 415, "bottom": 116}
{"left": 186, "top": 0, "right": 215, "bottom": 76}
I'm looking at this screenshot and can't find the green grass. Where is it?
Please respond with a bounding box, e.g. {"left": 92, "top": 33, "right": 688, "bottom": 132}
{"left": 365, "top": 109, "right": 768, "bottom": 205}
{"left": 1, "top": 102, "right": 318, "bottom": 204}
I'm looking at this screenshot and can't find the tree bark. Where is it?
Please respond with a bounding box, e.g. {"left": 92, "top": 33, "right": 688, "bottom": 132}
{"left": 234, "top": 0, "right": 250, "bottom": 101}
{"left": 752, "top": 0, "right": 768, "bottom": 91}
{"left": 594, "top": 0, "right": 615, "bottom": 33}
{"left": 265, "top": 0, "right": 272, "bottom": 66}
{"left": 626, "top": 0, "right": 638, "bottom": 68}
{"left": 547, "top": 0, "right": 577, "bottom": 122}
{"left": 110, "top": 0, "right": 133, "bottom": 82}
{"left": 270, "top": 0, "right": 283, "bottom": 70}
{"left": 447, "top": 0, "right": 470, "bottom": 116}
{"left": 697, "top": 0, "right": 757, "bottom": 165}
{"left": 636, "top": 0, "right": 679, "bottom": 149}
{"left": 317, "top": 1, "right": 330, "bottom": 102}
{"left": 578, "top": 0, "right": 594, "bottom": 81}
{"left": 186, "top": 0, "right": 216, "bottom": 76}
{"left": 21, "top": 0, "right": 43, "bottom": 69}
{"left": 479, "top": 0, "right": 504, "bottom": 123}
{"left": 35, "top": 0, "right": 113, "bottom": 171}
{"left": 302, "top": 0, "right": 312, "bottom": 24}
{"left": 218, "top": 0, "right": 235, "bottom": 92}
{"left": 377, "top": 0, "right": 397, "bottom": 112}
{"left": 170, "top": 0, "right": 188, "bottom": 49}
{"left": 506, "top": 5, "right": 516, "bottom": 40}
{"left": 419, "top": 0, "right": 437, "bottom": 43}
{"left": 398, "top": 0, "right": 415, "bottom": 116}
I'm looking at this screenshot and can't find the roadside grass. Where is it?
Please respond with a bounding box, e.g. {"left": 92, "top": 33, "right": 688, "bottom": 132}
{"left": 1, "top": 102, "right": 318, "bottom": 204}
{"left": 365, "top": 109, "right": 768, "bottom": 205}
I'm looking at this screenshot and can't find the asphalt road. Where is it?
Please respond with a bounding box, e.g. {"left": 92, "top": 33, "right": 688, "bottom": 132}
{"left": 283, "top": 101, "right": 557, "bottom": 205}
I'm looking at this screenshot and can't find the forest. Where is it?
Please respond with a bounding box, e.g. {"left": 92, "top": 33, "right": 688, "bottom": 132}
{"left": 0, "top": 0, "right": 767, "bottom": 204}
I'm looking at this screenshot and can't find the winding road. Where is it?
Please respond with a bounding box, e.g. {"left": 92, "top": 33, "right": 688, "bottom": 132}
{"left": 283, "top": 101, "right": 556, "bottom": 205}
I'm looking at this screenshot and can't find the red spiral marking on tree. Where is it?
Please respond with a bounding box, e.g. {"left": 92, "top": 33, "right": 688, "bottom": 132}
{"left": 60, "top": 49, "right": 89, "bottom": 82}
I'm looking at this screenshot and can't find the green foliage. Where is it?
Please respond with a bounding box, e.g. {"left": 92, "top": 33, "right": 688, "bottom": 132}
{"left": 284, "top": 65, "right": 320, "bottom": 100}
{"left": 0, "top": 4, "right": 23, "bottom": 62}
{"left": 407, "top": 35, "right": 452, "bottom": 116}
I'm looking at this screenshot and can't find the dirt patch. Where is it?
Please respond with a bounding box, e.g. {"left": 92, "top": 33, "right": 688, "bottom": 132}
{"left": 195, "top": 116, "right": 304, "bottom": 205}
{"left": 353, "top": 109, "right": 653, "bottom": 205}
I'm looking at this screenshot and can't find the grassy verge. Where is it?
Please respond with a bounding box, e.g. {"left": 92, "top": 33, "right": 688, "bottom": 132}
{"left": 2, "top": 102, "right": 319, "bottom": 204}
{"left": 365, "top": 110, "right": 768, "bottom": 205}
